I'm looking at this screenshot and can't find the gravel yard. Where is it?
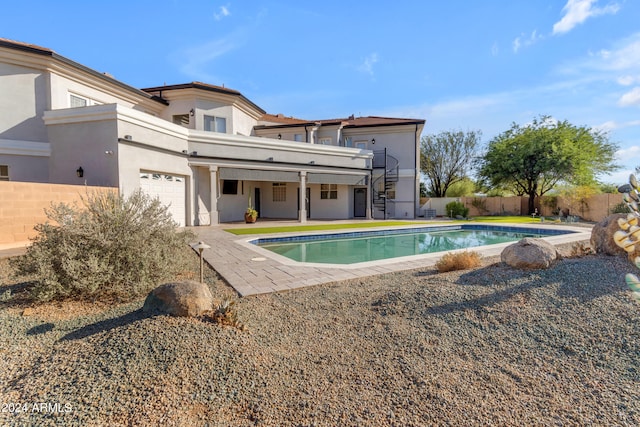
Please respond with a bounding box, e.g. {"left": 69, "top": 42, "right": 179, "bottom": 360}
{"left": 1, "top": 247, "right": 639, "bottom": 426}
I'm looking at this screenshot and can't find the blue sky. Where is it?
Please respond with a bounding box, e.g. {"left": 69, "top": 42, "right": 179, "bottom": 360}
{"left": 4, "top": 0, "right": 640, "bottom": 184}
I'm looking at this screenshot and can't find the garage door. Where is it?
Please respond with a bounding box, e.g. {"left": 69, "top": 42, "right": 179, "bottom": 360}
{"left": 139, "top": 172, "right": 186, "bottom": 226}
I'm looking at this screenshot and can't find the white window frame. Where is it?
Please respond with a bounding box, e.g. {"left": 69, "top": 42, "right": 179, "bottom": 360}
{"left": 294, "top": 134, "right": 303, "bottom": 142}
{"left": 355, "top": 141, "right": 368, "bottom": 149}
{"left": 319, "top": 137, "right": 332, "bottom": 145}
{"left": 272, "top": 182, "right": 287, "bottom": 202}
{"left": 69, "top": 92, "right": 101, "bottom": 108}
{"left": 320, "top": 183, "right": 338, "bottom": 200}
{"left": 204, "top": 115, "right": 227, "bottom": 133}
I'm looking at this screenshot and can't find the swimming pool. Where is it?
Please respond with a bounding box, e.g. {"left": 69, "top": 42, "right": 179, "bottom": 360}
{"left": 250, "top": 224, "right": 575, "bottom": 264}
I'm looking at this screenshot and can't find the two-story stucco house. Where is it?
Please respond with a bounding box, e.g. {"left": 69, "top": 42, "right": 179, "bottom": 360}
{"left": 0, "top": 38, "right": 425, "bottom": 226}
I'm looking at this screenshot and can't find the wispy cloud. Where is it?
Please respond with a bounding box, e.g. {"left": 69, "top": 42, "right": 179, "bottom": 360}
{"left": 491, "top": 42, "right": 499, "bottom": 57}
{"left": 176, "top": 30, "right": 245, "bottom": 82}
{"left": 553, "top": 0, "right": 620, "bottom": 35}
{"left": 357, "top": 53, "right": 379, "bottom": 77}
{"left": 618, "top": 87, "right": 640, "bottom": 106}
{"left": 513, "top": 30, "right": 543, "bottom": 53}
{"left": 214, "top": 5, "right": 231, "bottom": 21}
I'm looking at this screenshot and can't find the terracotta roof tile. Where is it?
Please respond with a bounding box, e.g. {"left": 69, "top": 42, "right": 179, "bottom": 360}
{"left": 0, "top": 38, "right": 53, "bottom": 54}
{"left": 259, "top": 113, "right": 310, "bottom": 125}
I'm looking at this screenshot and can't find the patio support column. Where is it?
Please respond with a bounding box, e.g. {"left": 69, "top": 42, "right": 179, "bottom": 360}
{"left": 366, "top": 175, "right": 372, "bottom": 219}
{"left": 209, "top": 166, "right": 219, "bottom": 225}
{"left": 299, "top": 171, "right": 307, "bottom": 223}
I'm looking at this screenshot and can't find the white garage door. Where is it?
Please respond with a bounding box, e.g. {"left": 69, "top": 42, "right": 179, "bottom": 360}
{"left": 139, "top": 172, "right": 186, "bottom": 226}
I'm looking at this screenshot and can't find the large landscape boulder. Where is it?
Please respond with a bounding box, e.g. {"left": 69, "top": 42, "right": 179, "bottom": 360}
{"left": 143, "top": 281, "right": 213, "bottom": 317}
{"left": 590, "top": 213, "right": 631, "bottom": 257}
{"left": 501, "top": 237, "right": 558, "bottom": 270}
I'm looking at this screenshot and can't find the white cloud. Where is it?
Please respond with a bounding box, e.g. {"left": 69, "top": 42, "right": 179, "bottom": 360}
{"left": 616, "top": 145, "right": 640, "bottom": 159}
{"left": 214, "top": 5, "right": 231, "bottom": 20}
{"left": 512, "top": 30, "right": 543, "bottom": 53}
{"left": 553, "top": 0, "right": 620, "bottom": 35}
{"left": 512, "top": 37, "right": 521, "bottom": 53}
{"left": 618, "top": 87, "right": 640, "bottom": 106}
{"left": 617, "top": 75, "right": 637, "bottom": 86}
{"left": 491, "top": 42, "right": 499, "bottom": 57}
{"left": 358, "top": 53, "right": 379, "bottom": 76}
{"left": 177, "top": 32, "right": 244, "bottom": 81}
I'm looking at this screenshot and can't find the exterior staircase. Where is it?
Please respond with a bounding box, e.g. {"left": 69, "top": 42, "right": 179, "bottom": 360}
{"left": 372, "top": 148, "right": 399, "bottom": 219}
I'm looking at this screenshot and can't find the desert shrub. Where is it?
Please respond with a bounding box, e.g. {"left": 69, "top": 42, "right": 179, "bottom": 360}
{"left": 610, "top": 202, "right": 629, "bottom": 214}
{"left": 435, "top": 251, "right": 482, "bottom": 272}
{"left": 13, "top": 190, "right": 195, "bottom": 302}
{"left": 445, "top": 201, "right": 469, "bottom": 218}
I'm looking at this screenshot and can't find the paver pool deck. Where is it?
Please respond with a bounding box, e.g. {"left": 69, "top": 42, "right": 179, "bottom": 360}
{"left": 192, "top": 220, "right": 593, "bottom": 297}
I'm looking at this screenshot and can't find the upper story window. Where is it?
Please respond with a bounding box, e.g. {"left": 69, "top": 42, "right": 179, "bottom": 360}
{"left": 319, "top": 137, "right": 332, "bottom": 145}
{"left": 69, "top": 93, "right": 101, "bottom": 108}
{"left": 173, "top": 114, "right": 190, "bottom": 127}
{"left": 355, "top": 141, "right": 368, "bottom": 149}
{"left": 294, "top": 134, "right": 303, "bottom": 142}
{"left": 204, "top": 115, "right": 227, "bottom": 133}
{"left": 0, "top": 165, "right": 8, "bottom": 181}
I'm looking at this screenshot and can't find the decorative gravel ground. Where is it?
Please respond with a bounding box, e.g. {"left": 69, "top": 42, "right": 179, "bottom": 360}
{"left": 0, "top": 246, "right": 639, "bottom": 426}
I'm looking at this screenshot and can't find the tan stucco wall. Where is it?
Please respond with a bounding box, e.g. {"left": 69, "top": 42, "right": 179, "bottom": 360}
{"left": 0, "top": 181, "right": 115, "bottom": 249}
{"left": 459, "top": 194, "right": 624, "bottom": 222}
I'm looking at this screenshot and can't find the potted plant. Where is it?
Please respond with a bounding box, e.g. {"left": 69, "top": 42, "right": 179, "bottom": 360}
{"left": 244, "top": 191, "right": 258, "bottom": 223}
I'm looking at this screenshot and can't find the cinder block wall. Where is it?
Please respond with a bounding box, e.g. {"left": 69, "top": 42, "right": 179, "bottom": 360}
{"left": 0, "top": 182, "right": 115, "bottom": 249}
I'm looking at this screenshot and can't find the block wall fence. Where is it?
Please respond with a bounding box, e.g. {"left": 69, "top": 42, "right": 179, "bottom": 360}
{"left": 0, "top": 182, "right": 115, "bottom": 249}
{"left": 459, "top": 194, "right": 624, "bottom": 222}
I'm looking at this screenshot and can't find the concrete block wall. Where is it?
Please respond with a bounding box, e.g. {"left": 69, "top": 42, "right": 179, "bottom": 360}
{"left": 0, "top": 182, "right": 115, "bottom": 249}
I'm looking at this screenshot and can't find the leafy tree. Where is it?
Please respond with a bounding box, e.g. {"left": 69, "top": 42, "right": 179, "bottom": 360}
{"left": 445, "top": 177, "right": 476, "bottom": 197}
{"left": 476, "top": 116, "right": 619, "bottom": 214}
{"left": 420, "top": 130, "right": 481, "bottom": 197}
{"left": 419, "top": 181, "right": 428, "bottom": 198}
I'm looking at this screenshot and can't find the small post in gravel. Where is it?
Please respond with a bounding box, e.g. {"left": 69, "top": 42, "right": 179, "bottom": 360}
{"left": 191, "top": 241, "right": 211, "bottom": 283}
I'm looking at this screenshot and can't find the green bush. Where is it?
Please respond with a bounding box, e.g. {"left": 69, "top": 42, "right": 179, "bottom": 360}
{"left": 445, "top": 201, "right": 469, "bottom": 218}
{"left": 13, "top": 190, "right": 195, "bottom": 302}
{"left": 610, "top": 202, "right": 629, "bottom": 214}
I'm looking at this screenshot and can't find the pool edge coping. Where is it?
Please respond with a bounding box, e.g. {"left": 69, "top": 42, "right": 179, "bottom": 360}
{"left": 235, "top": 223, "right": 592, "bottom": 270}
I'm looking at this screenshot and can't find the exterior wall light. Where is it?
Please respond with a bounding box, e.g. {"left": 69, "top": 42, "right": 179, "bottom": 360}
{"left": 371, "top": 138, "right": 376, "bottom": 144}
{"left": 76, "top": 167, "right": 84, "bottom": 178}
{"left": 190, "top": 108, "right": 195, "bottom": 116}
{"left": 278, "top": 134, "right": 282, "bottom": 139}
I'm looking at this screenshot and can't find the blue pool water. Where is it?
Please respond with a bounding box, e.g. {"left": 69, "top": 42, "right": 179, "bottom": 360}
{"left": 251, "top": 225, "right": 573, "bottom": 264}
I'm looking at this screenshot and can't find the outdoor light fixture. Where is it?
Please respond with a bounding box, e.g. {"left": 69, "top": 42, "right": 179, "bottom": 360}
{"left": 371, "top": 138, "right": 376, "bottom": 144}
{"left": 277, "top": 133, "right": 282, "bottom": 139}
{"left": 76, "top": 167, "right": 84, "bottom": 178}
{"left": 190, "top": 108, "right": 195, "bottom": 116}
{"left": 190, "top": 241, "right": 211, "bottom": 283}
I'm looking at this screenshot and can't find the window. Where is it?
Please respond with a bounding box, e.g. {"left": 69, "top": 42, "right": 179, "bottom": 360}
{"left": 0, "top": 165, "right": 8, "bottom": 181}
{"left": 320, "top": 184, "right": 337, "bottom": 199}
{"left": 344, "top": 137, "right": 352, "bottom": 147}
{"left": 272, "top": 182, "right": 287, "bottom": 202}
{"left": 70, "top": 94, "right": 87, "bottom": 108}
{"left": 294, "top": 134, "right": 303, "bottom": 142}
{"left": 222, "top": 180, "right": 238, "bottom": 195}
{"left": 173, "top": 114, "right": 190, "bottom": 127}
{"left": 69, "top": 93, "right": 101, "bottom": 108}
{"left": 319, "top": 137, "right": 332, "bottom": 145}
{"left": 355, "top": 141, "right": 367, "bottom": 149}
{"left": 204, "top": 115, "right": 227, "bottom": 133}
